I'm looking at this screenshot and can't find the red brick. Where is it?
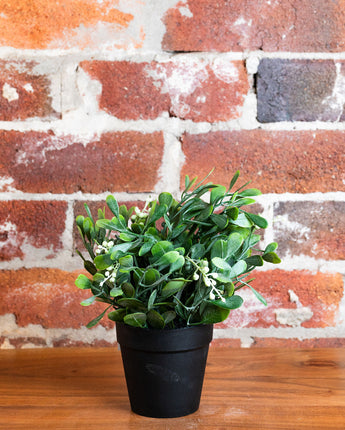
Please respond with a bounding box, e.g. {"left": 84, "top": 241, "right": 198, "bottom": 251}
{"left": 81, "top": 59, "right": 249, "bottom": 122}
{"left": 220, "top": 270, "right": 344, "bottom": 329}
{"left": 0, "top": 201, "right": 67, "bottom": 261}
{"left": 274, "top": 201, "right": 345, "bottom": 260}
{"left": 0, "top": 130, "right": 164, "bottom": 193}
{"left": 162, "top": 0, "right": 345, "bottom": 52}
{"left": 0, "top": 60, "right": 58, "bottom": 121}
{"left": 257, "top": 60, "right": 344, "bottom": 122}
{"left": 0, "top": 0, "right": 137, "bottom": 50}
{"left": 181, "top": 130, "right": 345, "bottom": 194}
{"left": 0, "top": 268, "right": 113, "bottom": 329}
{"left": 251, "top": 338, "right": 345, "bottom": 348}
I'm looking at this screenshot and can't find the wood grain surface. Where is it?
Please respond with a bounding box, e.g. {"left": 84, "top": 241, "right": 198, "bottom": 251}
{"left": 0, "top": 347, "right": 344, "bottom": 429}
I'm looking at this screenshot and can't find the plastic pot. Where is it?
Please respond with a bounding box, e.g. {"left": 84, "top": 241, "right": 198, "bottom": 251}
{"left": 116, "top": 323, "right": 213, "bottom": 418}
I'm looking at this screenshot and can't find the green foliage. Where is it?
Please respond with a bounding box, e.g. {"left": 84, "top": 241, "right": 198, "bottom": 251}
{"left": 75, "top": 171, "right": 281, "bottom": 329}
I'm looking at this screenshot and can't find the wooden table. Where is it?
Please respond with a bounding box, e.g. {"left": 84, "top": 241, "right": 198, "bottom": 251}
{"left": 1, "top": 347, "right": 344, "bottom": 429}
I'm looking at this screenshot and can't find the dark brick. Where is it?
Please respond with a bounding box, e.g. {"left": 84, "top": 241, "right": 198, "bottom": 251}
{"left": 274, "top": 201, "right": 345, "bottom": 260}
{"left": 257, "top": 59, "right": 340, "bottom": 122}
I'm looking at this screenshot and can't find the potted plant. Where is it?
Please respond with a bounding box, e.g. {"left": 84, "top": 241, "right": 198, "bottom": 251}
{"left": 75, "top": 170, "right": 280, "bottom": 418}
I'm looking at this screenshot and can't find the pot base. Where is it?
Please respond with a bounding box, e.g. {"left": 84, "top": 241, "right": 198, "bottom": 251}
{"left": 116, "top": 324, "right": 213, "bottom": 418}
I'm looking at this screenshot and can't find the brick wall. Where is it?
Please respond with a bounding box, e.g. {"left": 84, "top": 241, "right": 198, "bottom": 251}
{"left": 0, "top": 0, "right": 344, "bottom": 349}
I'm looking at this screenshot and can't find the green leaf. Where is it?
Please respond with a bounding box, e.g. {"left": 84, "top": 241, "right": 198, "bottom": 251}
{"left": 108, "top": 308, "right": 126, "bottom": 322}
{"left": 233, "top": 198, "right": 256, "bottom": 207}
{"left": 83, "top": 217, "right": 93, "bottom": 240}
{"left": 76, "top": 215, "right": 85, "bottom": 230}
{"left": 212, "top": 257, "right": 231, "bottom": 271}
{"left": 156, "top": 250, "right": 180, "bottom": 266}
{"left": 229, "top": 260, "right": 247, "bottom": 278}
{"left": 158, "top": 192, "right": 174, "bottom": 210}
{"left": 239, "top": 188, "right": 262, "bottom": 197}
{"left": 147, "top": 310, "right": 165, "bottom": 329}
{"left": 142, "top": 268, "right": 160, "bottom": 285}
{"left": 210, "top": 185, "right": 227, "bottom": 204}
{"left": 139, "top": 240, "right": 155, "bottom": 256}
{"left": 151, "top": 241, "right": 174, "bottom": 257}
{"left": 249, "top": 285, "right": 267, "bottom": 306}
{"left": 211, "top": 295, "right": 244, "bottom": 310}
{"left": 110, "top": 242, "right": 134, "bottom": 258}
{"left": 119, "top": 255, "right": 133, "bottom": 267}
{"left": 124, "top": 312, "right": 147, "bottom": 328}
{"left": 169, "top": 255, "right": 185, "bottom": 273}
{"left": 245, "top": 255, "right": 264, "bottom": 266}
{"left": 84, "top": 260, "right": 97, "bottom": 275}
{"left": 118, "top": 298, "right": 147, "bottom": 312}
{"left": 228, "top": 170, "right": 240, "bottom": 191}
{"left": 121, "top": 282, "right": 135, "bottom": 297}
{"left": 210, "top": 213, "right": 228, "bottom": 229}
{"left": 93, "top": 273, "right": 105, "bottom": 283}
{"left": 106, "top": 195, "right": 120, "bottom": 219}
{"left": 161, "top": 279, "right": 185, "bottom": 298}
{"left": 226, "top": 206, "right": 239, "bottom": 220}
{"left": 86, "top": 308, "right": 108, "bottom": 328}
{"left": 94, "top": 253, "right": 114, "bottom": 270}
{"left": 200, "top": 304, "right": 230, "bottom": 324}
{"left": 183, "top": 175, "right": 197, "bottom": 193}
{"left": 148, "top": 290, "right": 157, "bottom": 310}
{"left": 162, "top": 310, "right": 176, "bottom": 325}
{"left": 226, "top": 233, "right": 243, "bottom": 257}
{"left": 230, "top": 213, "right": 253, "bottom": 228}
{"left": 80, "top": 295, "right": 96, "bottom": 306}
{"left": 264, "top": 242, "right": 278, "bottom": 253}
{"left": 246, "top": 212, "right": 268, "bottom": 229}
{"left": 149, "top": 204, "right": 167, "bottom": 224}
{"left": 75, "top": 274, "right": 92, "bottom": 290}
{"left": 224, "top": 282, "right": 235, "bottom": 297}
{"left": 119, "top": 232, "right": 137, "bottom": 242}
{"left": 262, "top": 252, "right": 281, "bottom": 264}
{"left": 190, "top": 244, "right": 206, "bottom": 259}
{"left": 110, "top": 287, "right": 123, "bottom": 297}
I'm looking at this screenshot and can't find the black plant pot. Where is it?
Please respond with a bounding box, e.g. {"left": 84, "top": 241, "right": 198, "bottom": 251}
{"left": 116, "top": 323, "right": 213, "bottom": 418}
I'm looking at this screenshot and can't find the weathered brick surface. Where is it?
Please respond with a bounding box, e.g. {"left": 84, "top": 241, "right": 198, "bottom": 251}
{"left": 211, "top": 338, "right": 242, "bottom": 348}
{"left": 0, "top": 268, "right": 112, "bottom": 329}
{"left": 220, "top": 270, "right": 344, "bottom": 329}
{"left": 257, "top": 60, "right": 345, "bottom": 122}
{"left": 163, "top": 0, "right": 345, "bottom": 52}
{"left": 251, "top": 338, "right": 345, "bottom": 348}
{"left": 52, "top": 339, "right": 115, "bottom": 347}
{"left": 81, "top": 59, "right": 249, "bottom": 122}
{"left": 0, "top": 60, "right": 58, "bottom": 121}
{"left": 274, "top": 201, "right": 345, "bottom": 260}
{"left": 0, "top": 201, "right": 67, "bottom": 261}
{"left": 0, "top": 0, "right": 141, "bottom": 50}
{"left": 0, "top": 130, "right": 164, "bottom": 193}
{"left": 181, "top": 130, "right": 345, "bottom": 193}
